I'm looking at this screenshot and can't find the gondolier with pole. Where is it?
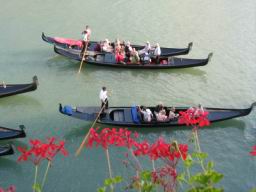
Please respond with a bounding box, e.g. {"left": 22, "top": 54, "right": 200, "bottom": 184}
{"left": 81, "top": 25, "right": 91, "bottom": 55}
{"left": 78, "top": 25, "right": 91, "bottom": 73}
{"left": 99, "top": 86, "right": 108, "bottom": 110}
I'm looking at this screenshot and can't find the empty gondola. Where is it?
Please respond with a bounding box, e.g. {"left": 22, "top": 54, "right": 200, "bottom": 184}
{"left": 0, "top": 145, "right": 14, "bottom": 157}
{"left": 0, "top": 125, "right": 26, "bottom": 140}
{"left": 0, "top": 76, "right": 38, "bottom": 98}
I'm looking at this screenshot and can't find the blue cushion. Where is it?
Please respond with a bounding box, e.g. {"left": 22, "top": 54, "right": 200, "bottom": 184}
{"left": 131, "top": 105, "right": 140, "bottom": 124}
{"left": 63, "top": 105, "right": 73, "bottom": 116}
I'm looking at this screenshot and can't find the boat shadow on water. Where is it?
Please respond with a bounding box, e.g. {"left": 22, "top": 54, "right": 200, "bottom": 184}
{"left": 46, "top": 55, "right": 207, "bottom": 78}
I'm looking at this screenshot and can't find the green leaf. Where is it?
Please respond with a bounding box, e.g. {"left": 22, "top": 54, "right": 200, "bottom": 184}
{"left": 207, "top": 161, "right": 214, "bottom": 170}
{"left": 210, "top": 171, "right": 223, "bottom": 184}
{"left": 192, "top": 152, "right": 208, "bottom": 160}
{"left": 184, "top": 155, "right": 193, "bottom": 168}
{"left": 104, "top": 178, "right": 113, "bottom": 186}
{"left": 97, "top": 187, "right": 106, "bottom": 192}
{"left": 113, "top": 176, "right": 123, "bottom": 183}
{"left": 32, "top": 183, "right": 42, "bottom": 192}
{"left": 250, "top": 188, "right": 256, "bottom": 192}
{"left": 177, "top": 172, "right": 186, "bottom": 183}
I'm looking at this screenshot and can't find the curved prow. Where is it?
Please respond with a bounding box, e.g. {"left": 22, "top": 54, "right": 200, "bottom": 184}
{"left": 251, "top": 102, "right": 256, "bottom": 109}
{"left": 188, "top": 42, "right": 193, "bottom": 52}
{"left": 19, "top": 125, "right": 25, "bottom": 130}
{"left": 42, "top": 32, "right": 46, "bottom": 41}
{"left": 33, "top": 76, "right": 39, "bottom": 86}
{"left": 59, "top": 103, "right": 63, "bottom": 114}
{"left": 207, "top": 52, "right": 213, "bottom": 62}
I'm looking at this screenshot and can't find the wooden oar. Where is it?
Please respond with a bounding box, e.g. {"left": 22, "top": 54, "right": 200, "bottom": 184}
{"left": 78, "top": 40, "right": 89, "bottom": 74}
{"left": 75, "top": 100, "right": 107, "bottom": 156}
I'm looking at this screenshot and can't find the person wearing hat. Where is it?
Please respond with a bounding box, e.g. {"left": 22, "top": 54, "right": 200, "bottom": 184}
{"left": 99, "top": 86, "right": 108, "bottom": 109}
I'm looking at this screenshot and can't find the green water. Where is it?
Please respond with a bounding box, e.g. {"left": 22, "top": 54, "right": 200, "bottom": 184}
{"left": 0, "top": 0, "right": 256, "bottom": 191}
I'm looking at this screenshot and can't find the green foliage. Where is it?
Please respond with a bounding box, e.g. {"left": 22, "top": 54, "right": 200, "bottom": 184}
{"left": 130, "top": 170, "right": 157, "bottom": 192}
{"left": 97, "top": 176, "right": 123, "bottom": 192}
{"left": 250, "top": 189, "right": 256, "bottom": 192}
{"left": 33, "top": 183, "right": 42, "bottom": 192}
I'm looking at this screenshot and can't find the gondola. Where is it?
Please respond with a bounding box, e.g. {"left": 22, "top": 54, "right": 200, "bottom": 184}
{"left": 0, "top": 76, "right": 38, "bottom": 98}
{"left": 0, "top": 125, "right": 26, "bottom": 140}
{"left": 42, "top": 32, "right": 193, "bottom": 57}
{"left": 54, "top": 46, "right": 212, "bottom": 69}
{"left": 0, "top": 144, "right": 14, "bottom": 157}
{"left": 59, "top": 102, "right": 256, "bottom": 127}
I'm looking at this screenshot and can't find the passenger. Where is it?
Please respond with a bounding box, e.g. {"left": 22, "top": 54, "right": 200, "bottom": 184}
{"left": 142, "top": 52, "right": 151, "bottom": 64}
{"left": 138, "top": 106, "right": 153, "bottom": 122}
{"left": 125, "top": 41, "right": 133, "bottom": 61}
{"left": 156, "top": 108, "right": 168, "bottom": 122}
{"left": 102, "top": 39, "right": 112, "bottom": 52}
{"left": 168, "top": 107, "right": 179, "bottom": 120}
{"left": 139, "top": 41, "right": 151, "bottom": 55}
{"left": 194, "top": 104, "right": 205, "bottom": 117}
{"left": 130, "top": 48, "right": 140, "bottom": 64}
{"left": 153, "top": 43, "right": 161, "bottom": 64}
{"left": 115, "top": 48, "right": 125, "bottom": 63}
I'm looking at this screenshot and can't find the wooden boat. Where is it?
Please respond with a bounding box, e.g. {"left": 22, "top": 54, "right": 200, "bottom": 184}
{"left": 0, "top": 125, "right": 26, "bottom": 140}
{"left": 42, "top": 32, "right": 193, "bottom": 57}
{"left": 54, "top": 46, "right": 212, "bottom": 69}
{"left": 59, "top": 103, "right": 256, "bottom": 127}
{"left": 0, "top": 144, "right": 14, "bottom": 156}
{"left": 0, "top": 76, "right": 38, "bottom": 98}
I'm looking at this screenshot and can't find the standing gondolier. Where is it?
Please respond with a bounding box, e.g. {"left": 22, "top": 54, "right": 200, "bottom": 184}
{"left": 99, "top": 86, "right": 108, "bottom": 109}
{"left": 81, "top": 25, "right": 91, "bottom": 56}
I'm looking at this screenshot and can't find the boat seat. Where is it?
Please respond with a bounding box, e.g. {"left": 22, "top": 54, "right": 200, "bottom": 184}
{"left": 113, "top": 110, "right": 124, "bottom": 122}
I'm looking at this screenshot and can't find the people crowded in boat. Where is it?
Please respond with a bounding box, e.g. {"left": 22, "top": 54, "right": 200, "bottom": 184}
{"left": 92, "top": 39, "right": 162, "bottom": 65}
{"left": 137, "top": 103, "right": 179, "bottom": 123}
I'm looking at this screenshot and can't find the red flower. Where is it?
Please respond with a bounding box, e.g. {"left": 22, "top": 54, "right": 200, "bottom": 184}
{"left": 178, "top": 108, "right": 210, "bottom": 128}
{"left": 250, "top": 145, "right": 256, "bottom": 156}
{"left": 17, "top": 137, "right": 68, "bottom": 165}
{"left": 0, "top": 185, "right": 16, "bottom": 192}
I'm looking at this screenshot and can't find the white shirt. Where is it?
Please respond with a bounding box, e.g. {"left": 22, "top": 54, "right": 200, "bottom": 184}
{"left": 82, "top": 29, "right": 91, "bottom": 41}
{"left": 99, "top": 90, "right": 107, "bottom": 101}
{"left": 154, "top": 46, "right": 161, "bottom": 56}
{"left": 141, "top": 109, "right": 153, "bottom": 122}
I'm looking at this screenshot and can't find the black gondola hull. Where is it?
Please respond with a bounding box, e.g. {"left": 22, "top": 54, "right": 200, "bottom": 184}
{"left": 0, "top": 145, "right": 14, "bottom": 156}
{"left": 54, "top": 46, "right": 212, "bottom": 69}
{"left": 0, "top": 76, "right": 38, "bottom": 98}
{"left": 0, "top": 125, "right": 26, "bottom": 140}
{"left": 42, "top": 32, "right": 193, "bottom": 57}
{"left": 59, "top": 103, "right": 255, "bottom": 127}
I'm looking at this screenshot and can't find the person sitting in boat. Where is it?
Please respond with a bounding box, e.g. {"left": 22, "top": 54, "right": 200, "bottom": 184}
{"left": 188, "top": 104, "right": 205, "bottom": 117}
{"left": 155, "top": 103, "right": 169, "bottom": 122}
{"left": 130, "top": 48, "right": 140, "bottom": 64}
{"left": 124, "top": 41, "right": 133, "bottom": 61}
{"left": 115, "top": 46, "right": 125, "bottom": 64}
{"left": 156, "top": 108, "right": 168, "bottom": 122}
{"left": 153, "top": 43, "right": 161, "bottom": 64}
{"left": 139, "top": 41, "right": 151, "bottom": 55}
{"left": 168, "top": 107, "right": 179, "bottom": 120}
{"left": 141, "top": 52, "right": 151, "bottom": 64}
{"left": 138, "top": 106, "right": 153, "bottom": 122}
{"left": 102, "top": 39, "right": 112, "bottom": 52}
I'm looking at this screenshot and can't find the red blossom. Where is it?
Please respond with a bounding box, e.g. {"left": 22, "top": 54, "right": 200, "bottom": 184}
{"left": 17, "top": 137, "right": 68, "bottom": 165}
{"left": 250, "top": 145, "right": 256, "bottom": 156}
{"left": 178, "top": 107, "right": 210, "bottom": 128}
{"left": 0, "top": 185, "right": 16, "bottom": 192}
